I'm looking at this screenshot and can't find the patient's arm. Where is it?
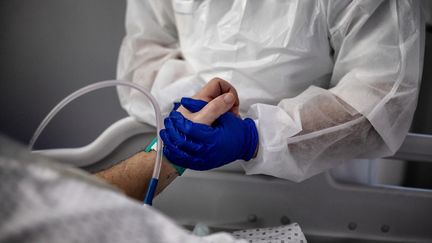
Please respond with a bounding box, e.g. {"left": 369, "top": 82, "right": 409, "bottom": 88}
{"left": 95, "top": 78, "right": 240, "bottom": 200}
{"left": 95, "top": 151, "right": 178, "bottom": 201}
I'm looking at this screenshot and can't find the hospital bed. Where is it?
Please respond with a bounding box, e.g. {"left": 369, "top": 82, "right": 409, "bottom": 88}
{"left": 3, "top": 0, "right": 431, "bottom": 241}
{"left": 34, "top": 116, "right": 432, "bottom": 243}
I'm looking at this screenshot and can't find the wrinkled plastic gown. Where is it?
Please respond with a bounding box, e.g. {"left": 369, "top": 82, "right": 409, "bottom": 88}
{"left": 117, "top": 0, "right": 424, "bottom": 182}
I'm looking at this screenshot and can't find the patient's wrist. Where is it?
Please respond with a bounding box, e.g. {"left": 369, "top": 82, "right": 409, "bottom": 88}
{"left": 145, "top": 137, "right": 186, "bottom": 175}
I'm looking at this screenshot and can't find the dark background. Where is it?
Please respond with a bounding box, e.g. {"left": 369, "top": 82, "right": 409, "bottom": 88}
{"left": 0, "top": 0, "right": 128, "bottom": 150}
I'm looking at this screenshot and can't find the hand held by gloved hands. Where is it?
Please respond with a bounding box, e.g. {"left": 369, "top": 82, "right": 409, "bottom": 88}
{"left": 176, "top": 77, "right": 240, "bottom": 123}
{"left": 160, "top": 98, "right": 258, "bottom": 170}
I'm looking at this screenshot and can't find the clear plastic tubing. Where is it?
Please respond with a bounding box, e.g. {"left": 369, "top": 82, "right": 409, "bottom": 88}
{"left": 29, "top": 80, "right": 163, "bottom": 206}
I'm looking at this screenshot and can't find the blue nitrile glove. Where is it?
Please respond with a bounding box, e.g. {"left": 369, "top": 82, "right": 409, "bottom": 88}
{"left": 159, "top": 98, "right": 258, "bottom": 171}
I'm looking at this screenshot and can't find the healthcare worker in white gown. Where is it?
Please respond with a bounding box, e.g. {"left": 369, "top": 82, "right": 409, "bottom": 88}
{"left": 117, "top": 0, "right": 424, "bottom": 182}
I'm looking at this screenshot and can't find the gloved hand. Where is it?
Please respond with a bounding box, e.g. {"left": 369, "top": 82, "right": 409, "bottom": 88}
{"left": 160, "top": 98, "right": 258, "bottom": 170}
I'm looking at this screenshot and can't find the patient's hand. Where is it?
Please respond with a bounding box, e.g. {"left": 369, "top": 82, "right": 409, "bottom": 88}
{"left": 96, "top": 78, "right": 242, "bottom": 199}
{"left": 177, "top": 77, "right": 239, "bottom": 125}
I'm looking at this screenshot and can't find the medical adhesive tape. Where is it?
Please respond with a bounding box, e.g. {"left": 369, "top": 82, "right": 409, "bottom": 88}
{"left": 145, "top": 137, "right": 186, "bottom": 175}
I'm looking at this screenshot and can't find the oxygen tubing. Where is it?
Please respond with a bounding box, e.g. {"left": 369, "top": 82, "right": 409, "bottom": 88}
{"left": 29, "top": 80, "right": 163, "bottom": 205}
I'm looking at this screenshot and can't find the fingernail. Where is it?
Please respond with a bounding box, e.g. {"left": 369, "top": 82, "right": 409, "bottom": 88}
{"left": 224, "top": 94, "right": 234, "bottom": 104}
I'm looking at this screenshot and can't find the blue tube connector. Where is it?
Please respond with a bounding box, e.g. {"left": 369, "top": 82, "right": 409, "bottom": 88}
{"left": 144, "top": 178, "right": 159, "bottom": 205}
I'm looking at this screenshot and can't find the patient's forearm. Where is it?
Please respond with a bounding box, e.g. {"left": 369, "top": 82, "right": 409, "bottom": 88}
{"left": 95, "top": 151, "right": 178, "bottom": 201}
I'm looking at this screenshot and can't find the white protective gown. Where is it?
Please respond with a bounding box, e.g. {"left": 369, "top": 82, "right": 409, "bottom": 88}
{"left": 117, "top": 0, "right": 424, "bottom": 182}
